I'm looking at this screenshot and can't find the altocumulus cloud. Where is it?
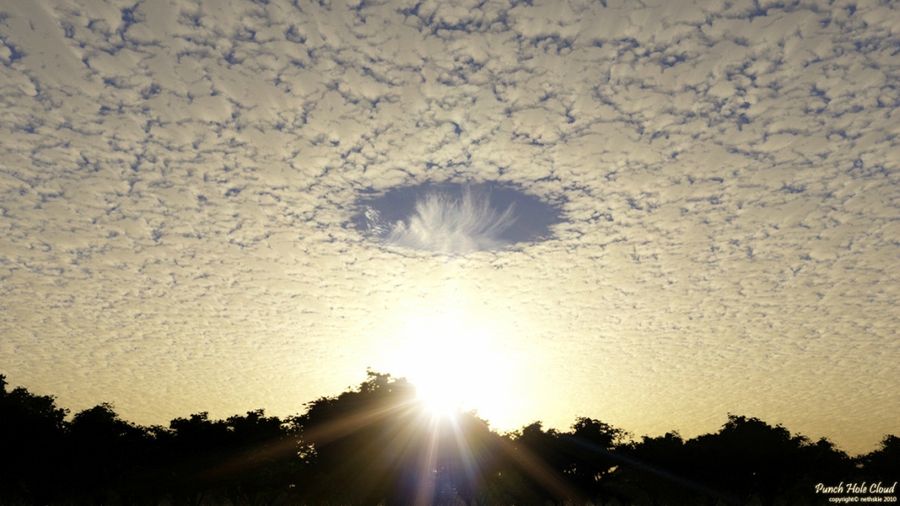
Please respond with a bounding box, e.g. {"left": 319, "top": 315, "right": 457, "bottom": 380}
{"left": 0, "top": 0, "right": 897, "bottom": 456}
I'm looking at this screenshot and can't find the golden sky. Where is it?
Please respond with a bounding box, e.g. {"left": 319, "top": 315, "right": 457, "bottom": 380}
{"left": 0, "top": 0, "right": 897, "bottom": 455}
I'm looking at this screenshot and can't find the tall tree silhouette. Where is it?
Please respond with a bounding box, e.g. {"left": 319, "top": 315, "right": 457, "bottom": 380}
{"left": 562, "top": 416, "right": 625, "bottom": 500}
{"left": 293, "top": 371, "right": 421, "bottom": 504}
{"left": 0, "top": 374, "right": 68, "bottom": 504}
{"left": 504, "top": 421, "right": 583, "bottom": 505}
{"left": 858, "top": 434, "right": 900, "bottom": 481}
{"left": 67, "top": 402, "right": 152, "bottom": 504}
{"left": 680, "top": 415, "right": 853, "bottom": 506}
{"left": 162, "top": 412, "right": 234, "bottom": 505}
{"left": 295, "top": 371, "right": 516, "bottom": 505}
{"left": 616, "top": 431, "right": 704, "bottom": 505}
{"left": 215, "top": 410, "right": 301, "bottom": 506}
{"left": 295, "top": 371, "right": 460, "bottom": 505}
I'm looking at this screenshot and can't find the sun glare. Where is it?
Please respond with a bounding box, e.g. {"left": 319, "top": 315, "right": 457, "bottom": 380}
{"left": 383, "top": 307, "right": 521, "bottom": 425}
{"left": 416, "top": 375, "right": 462, "bottom": 419}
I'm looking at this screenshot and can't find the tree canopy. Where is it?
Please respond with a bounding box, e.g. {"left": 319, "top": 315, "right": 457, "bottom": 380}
{"left": 0, "top": 372, "right": 892, "bottom": 505}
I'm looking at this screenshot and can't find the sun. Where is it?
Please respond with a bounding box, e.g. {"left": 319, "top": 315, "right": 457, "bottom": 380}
{"left": 382, "top": 307, "right": 521, "bottom": 424}
{"left": 415, "top": 374, "right": 462, "bottom": 419}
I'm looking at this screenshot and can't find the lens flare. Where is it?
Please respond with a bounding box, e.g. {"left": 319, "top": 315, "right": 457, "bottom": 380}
{"left": 383, "top": 307, "right": 520, "bottom": 425}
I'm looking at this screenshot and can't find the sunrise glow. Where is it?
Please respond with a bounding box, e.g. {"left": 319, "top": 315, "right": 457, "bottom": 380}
{"left": 1, "top": 7, "right": 897, "bottom": 498}
{"left": 384, "top": 307, "right": 520, "bottom": 425}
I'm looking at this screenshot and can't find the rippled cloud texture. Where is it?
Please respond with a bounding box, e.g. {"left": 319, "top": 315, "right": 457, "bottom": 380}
{"left": 0, "top": 0, "right": 897, "bottom": 454}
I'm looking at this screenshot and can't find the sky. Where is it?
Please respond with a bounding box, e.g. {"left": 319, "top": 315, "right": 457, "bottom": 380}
{"left": 0, "top": 0, "right": 897, "bottom": 455}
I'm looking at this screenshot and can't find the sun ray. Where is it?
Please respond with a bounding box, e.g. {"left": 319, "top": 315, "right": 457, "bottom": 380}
{"left": 377, "top": 305, "right": 522, "bottom": 425}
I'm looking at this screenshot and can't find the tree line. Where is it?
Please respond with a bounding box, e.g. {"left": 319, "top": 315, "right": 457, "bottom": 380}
{"left": 1, "top": 372, "right": 896, "bottom": 505}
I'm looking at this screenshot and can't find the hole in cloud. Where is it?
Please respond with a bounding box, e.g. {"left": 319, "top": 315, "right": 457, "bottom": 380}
{"left": 352, "top": 182, "right": 563, "bottom": 254}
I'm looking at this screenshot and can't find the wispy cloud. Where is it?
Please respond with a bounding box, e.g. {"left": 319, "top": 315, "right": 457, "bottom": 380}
{"left": 379, "top": 187, "right": 517, "bottom": 254}
{"left": 0, "top": 0, "right": 896, "bottom": 454}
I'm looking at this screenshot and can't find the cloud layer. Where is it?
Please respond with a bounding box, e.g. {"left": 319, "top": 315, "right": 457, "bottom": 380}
{"left": 0, "top": 0, "right": 897, "bottom": 454}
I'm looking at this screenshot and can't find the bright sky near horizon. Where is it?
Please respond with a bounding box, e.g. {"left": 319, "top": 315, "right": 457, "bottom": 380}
{"left": 0, "top": 0, "right": 897, "bottom": 455}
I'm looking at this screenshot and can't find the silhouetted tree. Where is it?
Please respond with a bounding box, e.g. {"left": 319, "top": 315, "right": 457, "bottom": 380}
{"left": 426, "top": 412, "right": 511, "bottom": 505}
{"left": 858, "top": 434, "right": 900, "bottom": 480}
{"left": 161, "top": 411, "right": 234, "bottom": 505}
{"left": 502, "top": 422, "right": 580, "bottom": 505}
{"left": 67, "top": 402, "right": 152, "bottom": 504}
{"left": 615, "top": 431, "right": 703, "bottom": 505}
{"left": 294, "top": 371, "right": 436, "bottom": 505}
{"left": 680, "top": 415, "right": 856, "bottom": 506}
{"left": 561, "top": 416, "right": 625, "bottom": 501}
{"left": 0, "top": 374, "right": 68, "bottom": 504}
{"left": 774, "top": 436, "right": 856, "bottom": 504}
{"left": 294, "top": 371, "right": 520, "bottom": 506}
{"left": 0, "top": 373, "right": 890, "bottom": 505}
{"left": 217, "top": 410, "right": 300, "bottom": 506}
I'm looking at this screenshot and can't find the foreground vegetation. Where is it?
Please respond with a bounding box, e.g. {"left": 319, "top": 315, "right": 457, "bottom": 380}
{"left": 0, "top": 372, "right": 896, "bottom": 505}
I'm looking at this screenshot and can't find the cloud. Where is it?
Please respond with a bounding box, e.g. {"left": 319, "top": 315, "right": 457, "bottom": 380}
{"left": 380, "top": 187, "right": 517, "bottom": 254}
{"left": 0, "top": 0, "right": 896, "bottom": 456}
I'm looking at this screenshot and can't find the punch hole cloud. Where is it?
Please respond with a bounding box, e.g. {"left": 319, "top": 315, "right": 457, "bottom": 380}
{"left": 0, "top": 0, "right": 896, "bottom": 455}
{"left": 355, "top": 183, "right": 563, "bottom": 254}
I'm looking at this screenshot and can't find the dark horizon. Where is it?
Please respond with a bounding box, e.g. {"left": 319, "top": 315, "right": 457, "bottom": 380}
{"left": 0, "top": 371, "right": 892, "bottom": 457}
{"left": 2, "top": 371, "right": 897, "bottom": 505}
